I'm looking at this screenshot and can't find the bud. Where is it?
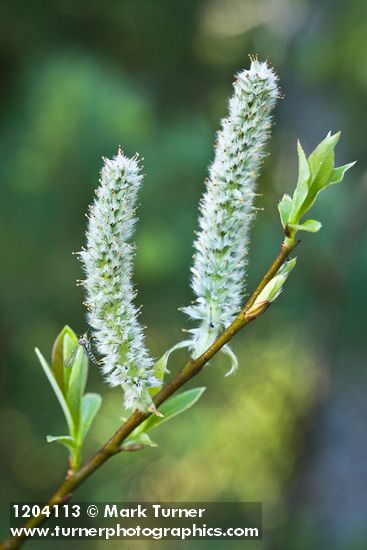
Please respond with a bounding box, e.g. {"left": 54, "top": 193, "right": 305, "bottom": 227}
{"left": 246, "top": 258, "right": 297, "bottom": 318}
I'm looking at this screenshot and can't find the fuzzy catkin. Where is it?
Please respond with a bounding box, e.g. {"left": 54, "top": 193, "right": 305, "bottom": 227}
{"left": 182, "top": 59, "right": 279, "bottom": 358}
{"left": 79, "top": 151, "right": 158, "bottom": 412}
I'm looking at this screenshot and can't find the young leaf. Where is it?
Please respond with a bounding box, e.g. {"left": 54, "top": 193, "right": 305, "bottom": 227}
{"left": 278, "top": 194, "right": 292, "bottom": 228}
{"left": 51, "top": 328, "right": 67, "bottom": 394}
{"left": 329, "top": 162, "right": 356, "bottom": 185}
{"left": 138, "top": 387, "right": 206, "bottom": 434}
{"left": 308, "top": 132, "right": 339, "bottom": 190}
{"left": 66, "top": 347, "right": 88, "bottom": 428}
{"left": 147, "top": 347, "right": 171, "bottom": 399}
{"left": 249, "top": 258, "right": 297, "bottom": 309}
{"left": 51, "top": 326, "right": 78, "bottom": 395}
{"left": 288, "top": 220, "right": 322, "bottom": 233}
{"left": 46, "top": 435, "right": 76, "bottom": 453}
{"left": 35, "top": 348, "right": 74, "bottom": 436}
{"left": 295, "top": 132, "right": 340, "bottom": 220}
{"left": 290, "top": 141, "right": 311, "bottom": 222}
{"left": 63, "top": 331, "right": 78, "bottom": 392}
{"left": 283, "top": 133, "right": 355, "bottom": 245}
{"left": 79, "top": 393, "right": 102, "bottom": 444}
{"left": 124, "top": 431, "right": 158, "bottom": 448}
{"left": 276, "top": 257, "right": 297, "bottom": 276}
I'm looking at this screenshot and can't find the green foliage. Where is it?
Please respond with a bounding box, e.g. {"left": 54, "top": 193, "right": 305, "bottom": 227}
{"left": 79, "top": 394, "right": 102, "bottom": 444}
{"left": 46, "top": 435, "right": 76, "bottom": 453}
{"left": 250, "top": 258, "right": 297, "bottom": 312}
{"left": 36, "top": 326, "right": 102, "bottom": 470}
{"left": 39, "top": 326, "right": 205, "bottom": 458}
{"left": 278, "top": 133, "right": 355, "bottom": 244}
{"left": 122, "top": 431, "right": 158, "bottom": 449}
{"left": 147, "top": 345, "right": 177, "bottom": 398}
{"left": 261, "top": 132, "right": 354, "bottom": 317}
{"left": 125, "top": 387, "right": 206, "bottom": 449}
{"left": 245, "top": 259, "right": 297, "bottom": 324}
{"left": 142, "top": 387, "right": 206, "bottom": 432}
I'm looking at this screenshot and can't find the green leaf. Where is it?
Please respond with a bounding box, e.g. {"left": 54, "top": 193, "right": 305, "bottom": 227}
{"left": 329, "top": 162, "right": 356, "bottom": 185}
{"left": 63, "top": 331, "right": 78, "bottom": 392}
{"left": 51, "top": 329, "right": 66, "bottom": 394}
{"left": 137, "top": 387, "right": 206, "bottom": 434}
{"left": 278, "top": 194, "right": 292, "bottom": 228}
{"left": 296, "top": 132, "right": 340, "bottom": 220}
{"left": 124, "top": 431, "right": 158, "bottom": 448}
{"left": 78, "top": 393, "right": 102, "bottom": 444}
{"left": 284, "top": 133, "right": 355, "bottom": 243}
{"left": 148, "top": 352, "right": 167, "bottom": 399}
{"left": 288, "top": 219, "right": 322, "bottom": 233}
{"left": 51, "top": 326, "right": 78, "bottom": 395}
{"left": 35, "top": 348, "right": 74, "bottom": 436}
{"left": 252, "top": 258, "right": 297, "bottom": 306}
{"left": 46, "top": 435, "right": 76, "bottom": 453}
{"left": 66, "top": 346, "right": 88, "bottom": 428}
{"left": 290, "top": 141, "right": 311, "bottom": 221}
{"left": 276, "top": 257, "right": 297, "bottom": 277}
{"left": 308, "top": 132, "right": 340, "bottom": 188}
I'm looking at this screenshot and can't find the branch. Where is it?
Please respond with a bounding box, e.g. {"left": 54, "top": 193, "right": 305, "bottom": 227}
{"left": 1, "top": 239, "right": 296, "bottom": 550}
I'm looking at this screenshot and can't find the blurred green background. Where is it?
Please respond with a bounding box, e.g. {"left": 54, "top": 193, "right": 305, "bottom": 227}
{"left": 0, "top": 1, "right": 366, "bottom": 549}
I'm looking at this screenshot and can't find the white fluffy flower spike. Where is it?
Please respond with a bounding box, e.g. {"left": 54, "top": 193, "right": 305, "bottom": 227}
{"left": 182, "top": 58, "right": 279, "bottom": 362}
{"left": 79, "top": 150, "right": 159, "bottom": 412}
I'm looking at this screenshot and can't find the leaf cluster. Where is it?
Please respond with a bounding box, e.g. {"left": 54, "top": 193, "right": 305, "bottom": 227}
{"left": 36, "top": 326, "right": 102, "bottom": 470}
{"left": 278, "top": 132, "right": 355, "bottom": 244}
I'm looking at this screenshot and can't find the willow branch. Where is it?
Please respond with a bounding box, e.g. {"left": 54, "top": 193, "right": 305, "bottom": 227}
{"left": 1, "top": 238, "right": 296, "bottom": 550}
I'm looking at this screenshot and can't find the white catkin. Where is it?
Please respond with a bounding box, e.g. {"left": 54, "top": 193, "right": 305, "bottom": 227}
{"left": 79, "top": 150, "right": 159, "bottom": 412}
{"left": 182, "top": 58, "right": 279, "bottom": 359}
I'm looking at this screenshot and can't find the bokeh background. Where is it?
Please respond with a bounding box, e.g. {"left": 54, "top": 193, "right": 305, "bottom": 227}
{"left": 0, "top": 1, "right": 366, "bottom": 549}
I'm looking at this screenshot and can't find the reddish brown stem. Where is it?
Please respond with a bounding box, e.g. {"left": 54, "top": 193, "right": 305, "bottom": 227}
{"left": 1, "top": 239, "right": 295, "bottom": 550}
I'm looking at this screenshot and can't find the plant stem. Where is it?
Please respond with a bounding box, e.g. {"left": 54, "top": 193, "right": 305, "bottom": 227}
{"left": 1, "top": 238, "right": 295, "bottom": 550}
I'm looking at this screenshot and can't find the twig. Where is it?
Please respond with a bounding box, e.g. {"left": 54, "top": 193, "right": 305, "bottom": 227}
{"left": 1, "top": 239, "right": 295, "bottom": 550}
